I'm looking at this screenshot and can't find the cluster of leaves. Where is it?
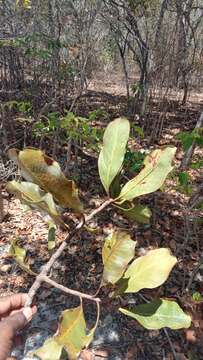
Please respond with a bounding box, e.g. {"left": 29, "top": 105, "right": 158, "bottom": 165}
{"left": 7, "top": 147, "right": 83, "bottom": 233}
{"left": 88, "top": 108, "right": 109, "bottom": 121}
{"left": 177, "top": 171, "right": 193, "bottom": 196}
{"left": 98, "top": 118, "right": 176, "bottom": 224}
{"left": 175, "top": 128, "right": 203, "bottom": 198}
{"left": 2, "top": 100, "right": 33, "bottom": 114}
{"left": 60, "top": 112, "right": 103, "bottom": 151}
{"left": 33, "top": 112, "right": 60, "bottom": 138}
{"left": 6, "top": 118, "right": 192, "bottom": 360}
{"left": 124, "top": 149, "right": 145, "bottom": 174}
{"left": 33, "top": 111, "right": 104, "bottom": 152}
{"left": 1, "top": 100, "right": 33, "bottom": 129}
{"left": 11, "top": 31, "right": 64, "bottom": 60}
{"left": 176, "top": 128, "right": 203, "bottom": 152}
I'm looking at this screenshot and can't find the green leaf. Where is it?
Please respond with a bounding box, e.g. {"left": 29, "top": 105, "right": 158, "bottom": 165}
{"left": 9, "top": 239, "right": 36, "bottom": 275}
{"left": 119, "top": 299, "right": 191, "bottom": 330}
{"left": 176, "top": 132, "right": 194, "bottom": 151}
{"left": 192, "top": 292, "right": 203, "bottom": 302}
{"left": 8, "top": 148, "right": 83, "bottom": 212}
{"left": 109, "top": 174, "right": 121, "bottom": 199}
{"left": 177, "top": 172, "right": 192, "bottom": 195}
{"left": 190, "top": 160, "right": 203, "bottom": 169}
{"left": 98, "top": 118, "right": 130, "bottom": 193}
{"left": 178, "top": 172, "right": 189, "bottom": 187}
{"left": 60, "top": 112, "right": 78, "bottom": 129}
{"left": 133, "top": 125, "right": 144, "bottom": 139}
{"left": 195, "top": 136, "right": 203, "bottom": 147}
{"left": 48, "top": 221, "right": 57, "bottom": 250}
{"left": 35, "top": 303, "right": 97, "bottom": 360}
{"left": 102, "top": 231, "right": 136, "bottom": 285}
{"left": 117, "top": 147, "right": 176, "bottom": 203}
{"left": 176, "top": 129, "right": 203, "bottom": 151}
{"left": 124, "top": 149, "right": 145, "bottom": 173}
{"left": 116, "top": 248, "right": 177, "bottom": 294}
{"left": 120, "top": 203, "right": 152, "bottom": 224}
{"left": 6, "top": 181, "right": 66, "bottom": 228}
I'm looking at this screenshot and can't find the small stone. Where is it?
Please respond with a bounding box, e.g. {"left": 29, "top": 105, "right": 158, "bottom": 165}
{"left": 0, "top": 264, "right": 12, "bottom": 272}
{"left": 186, "top": 330, "right": 196, "bottom": 343}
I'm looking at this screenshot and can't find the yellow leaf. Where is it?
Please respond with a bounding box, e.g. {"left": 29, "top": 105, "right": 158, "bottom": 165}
{"left": 117, "top": 147, "right": 176, "bottom": 203}
{"left": 35, "top": 303, "right": 97, "bottom": 360}
{"left": 6, "top": 181, "right": 66, "bottom": 228}
{"left": 102, "top": 231, "right": 136, "bottom": 284}
{"left": 8, "top": 148, "right": 83, "bottom": 212}
{"left": 116, "top": 248, "right": 177, "bottom": 293}
{"left": 9, "top": 239, "right": 36, "bottom": 275}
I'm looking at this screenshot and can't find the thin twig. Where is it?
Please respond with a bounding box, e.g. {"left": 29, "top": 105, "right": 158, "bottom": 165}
{"left": 163, "top": 328, "right": 178, "bottom": 360}
{"left": 85, "top": 198, "right": 113, "bottom": 222}
{"left": 25, "top": 198, "right": 114, "bottom": 307}
{"left": 186, "top": 254, "right": 203, "bottom": 293}
{"left": 40, "top": 275, "right": 101, "bottom": 303}
{"left": 94, "top": 299, "right": 101, "bottom": 330}
{"left": 181, "top": 209, "right": 192, "bottom": 294}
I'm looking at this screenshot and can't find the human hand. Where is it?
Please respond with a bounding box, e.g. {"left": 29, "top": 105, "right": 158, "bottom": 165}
{"left": 0, "top": 293, "right": 36, "bottom": 360}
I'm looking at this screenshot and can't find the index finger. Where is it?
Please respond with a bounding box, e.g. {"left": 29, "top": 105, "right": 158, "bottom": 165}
{"left": 0, "top": 294, "right": 28, "bottom": 317}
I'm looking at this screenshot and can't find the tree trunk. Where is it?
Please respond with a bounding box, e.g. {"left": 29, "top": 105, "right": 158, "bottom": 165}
{"left": 154, "top": 0, "right": 169, "bottom": 47}
{"left": 117, "top": 44, "right": 130, "bottom": 102}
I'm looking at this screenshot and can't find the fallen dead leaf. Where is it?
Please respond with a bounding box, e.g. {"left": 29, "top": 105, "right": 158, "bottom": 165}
{"left": 80, "top": 349, "right": 94, "bottom": 360}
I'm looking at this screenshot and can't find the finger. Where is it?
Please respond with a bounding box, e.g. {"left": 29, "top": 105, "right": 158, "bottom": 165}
{"left": 0, "top": 312, "right": 28, "bottom": 360}
{"left": 13, "top": 334, "right": 23, "bottom": 347}
{"left": 10, "top": 304, "right": 37, "bottom": 317}
{"left": 31, "top": 305, "right": 37, "bottom": 316}
{"left": 0, "top": 294, "right": 28, "bottom": 317}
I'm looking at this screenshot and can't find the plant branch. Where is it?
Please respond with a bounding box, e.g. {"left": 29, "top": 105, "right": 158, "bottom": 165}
{"left": 40, "top": 275, "right": 101, "bottom": 303}
{"left": 85, "top": 198, "right": 114, "bottom": 222}
{"left": 25, "top": 198, "right": 114, "bottom": 307}
{"left": 163, "top": 328, "right": 178, "bottom": 360}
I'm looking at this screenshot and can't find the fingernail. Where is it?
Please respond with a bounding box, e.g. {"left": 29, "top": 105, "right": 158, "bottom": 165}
{"left": 22, "top": 307, "right": 33, "bottom": 322}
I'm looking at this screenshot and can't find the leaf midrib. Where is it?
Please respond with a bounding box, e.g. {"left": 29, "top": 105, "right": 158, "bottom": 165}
{"left": 105, "top": 122, "right": 120, "bottom": 191}
{"left": 123, "top": 310, "right": 186, "bottom": 321}
{"left": 57, "top": 308, "right": 84, "bottom": 346}
{"left": 118, "top": 150, "right": 172, "bottom": 200}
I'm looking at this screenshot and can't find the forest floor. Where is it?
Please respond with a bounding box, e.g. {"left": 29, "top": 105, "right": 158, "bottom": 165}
{"left": 0, "top": 75, "right": 203, "bottom": 360}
